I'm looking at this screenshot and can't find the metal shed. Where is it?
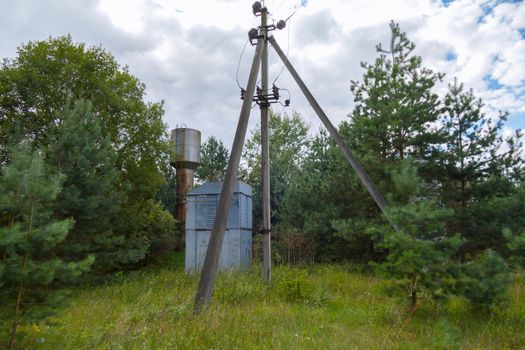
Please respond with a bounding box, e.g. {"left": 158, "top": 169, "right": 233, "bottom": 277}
{"left": 185, "top": 180, "right": 252, "bottom": 272}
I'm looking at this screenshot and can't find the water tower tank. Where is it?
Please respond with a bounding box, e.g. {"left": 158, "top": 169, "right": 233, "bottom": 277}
{"left": 171, "top": 128, "right": 201, "bottom": 170}
{"left": 171, "top": 127, "right": 201, "bottom": 250}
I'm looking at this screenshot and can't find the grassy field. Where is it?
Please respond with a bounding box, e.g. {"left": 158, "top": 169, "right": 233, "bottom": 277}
{"left": 2, "top": 254, "right": 525, "bottom": 349}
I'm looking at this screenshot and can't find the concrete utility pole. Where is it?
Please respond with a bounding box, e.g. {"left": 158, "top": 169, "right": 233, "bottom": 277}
{"left": 193, "top": 39, "right": 264, "bottom": 315}
{"left": 192, "top": 2, "right": 397, "bottom": 315}
{"left": 260, "top": 8, "right": 272, "bottom": 282}
{"left": 269, "top": 36, "right": 397, "bottom": 230}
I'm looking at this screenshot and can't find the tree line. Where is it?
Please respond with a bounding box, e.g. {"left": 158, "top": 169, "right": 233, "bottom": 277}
{"left": 0, "top": 36, "right": 176, "bottom": 347}
{"left": 1, "top": 22, "right": 524, "bottom": 347}
{"left": 237, "top": 22, "right": 525, "bottom": 309}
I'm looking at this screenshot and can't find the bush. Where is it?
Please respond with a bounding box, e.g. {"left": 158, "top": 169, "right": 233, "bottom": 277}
{"left": 456, "top": 250, "right": 511, "bottom": 309}
{"left": 272, "top": 267, "right": 329, "bottom": 306}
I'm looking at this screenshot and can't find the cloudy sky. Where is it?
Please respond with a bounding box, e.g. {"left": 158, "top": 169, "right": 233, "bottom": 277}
{"left": 1, "top": 0, "right": 524, "bottom": 147}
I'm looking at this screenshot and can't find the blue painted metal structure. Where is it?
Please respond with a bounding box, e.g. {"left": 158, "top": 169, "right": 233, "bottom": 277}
{"left": 185, "top": 180, "right": 252, "bottom": 272}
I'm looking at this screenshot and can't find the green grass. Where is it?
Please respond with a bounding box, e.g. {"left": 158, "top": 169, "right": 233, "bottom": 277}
{"left": 2, "top": 253, "right": 525, "bottom": 349}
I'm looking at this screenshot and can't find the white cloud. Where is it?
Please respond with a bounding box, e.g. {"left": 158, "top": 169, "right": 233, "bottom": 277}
{"left": 0, "top": 0, "right": 523, "bottom": 147}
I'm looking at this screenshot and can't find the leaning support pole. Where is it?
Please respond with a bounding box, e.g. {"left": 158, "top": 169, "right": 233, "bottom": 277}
{"left": 194, "top": 40, "right": 264, "bottom": 314}
{"left": 269, "top": 36, "right": 397, "bottom": 229}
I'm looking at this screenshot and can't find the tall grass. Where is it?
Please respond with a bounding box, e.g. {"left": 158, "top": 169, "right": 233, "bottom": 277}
{"left": 2, "top": 254, "right": 524, "bottom": 349}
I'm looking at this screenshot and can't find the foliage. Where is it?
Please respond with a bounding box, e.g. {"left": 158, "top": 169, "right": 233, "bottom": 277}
{"left": 504, "top": 227, "right": 525, "bottom": 267}
{"left": 0, "top": 35, "right": 170, "bottom": 173}
{"left": 156, "top": 165, "right": 177, "bottom": 217}
{"left": 281, "top": 21, "right": 448, "bottom": 262}
{"left": 436, "top": 78, "right": 523, "bottom": 257}
{"left": 349, "top": 21, "right": 444, "bottom": 163}
{"left": 281, "top": 129, "right": 369, "bottom": 261}
{"left": 195, "top": 136, "right": 229, "bottom": 183}
{"left": 47, "top": 99, "right": 126, "bottom": 273}
{"left": 0, "top": 143, "right": 92, "bottom": 348}
{"left": 117, "top": 199, "right": 177, "bottom": 261}
{"left": 242, "top": 111, "right": 310, "bottom": 228}
{"left": 455, "top": 250, "right": 512, "bottom": 309}
{"left": 0, "top": 35, "right": 174, "bottom": 272}
{"left": 365, "top": 162, "right": 462, "bottom": 308}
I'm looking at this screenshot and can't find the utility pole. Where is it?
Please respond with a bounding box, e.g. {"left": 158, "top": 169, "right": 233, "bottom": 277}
{"left": 260, "top": 7, "right": 271, "bottom": 282}
{"left": 193, "top": 1, "right": 396, "bottom": 315}
{"left": 194, "top": 39, "right": 264, "bottom": 315}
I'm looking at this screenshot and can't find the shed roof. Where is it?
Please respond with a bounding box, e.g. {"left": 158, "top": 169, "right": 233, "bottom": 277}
{"left": 187, "top": 180, "right": 252, "bottom": 197}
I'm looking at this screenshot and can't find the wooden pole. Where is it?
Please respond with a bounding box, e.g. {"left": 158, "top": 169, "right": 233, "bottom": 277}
{"left": 194, "top": 39, "right": 264, "bottom": 314}
{"left": 269, "top": 36, "right": 398, "bottom": 230}
{"left": 260, "top": 8, "right": 271, "bottom": 282}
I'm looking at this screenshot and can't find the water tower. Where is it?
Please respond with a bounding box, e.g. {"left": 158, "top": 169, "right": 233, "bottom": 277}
{"left": 171, "top": 127, "right": 201, "bottom": 248}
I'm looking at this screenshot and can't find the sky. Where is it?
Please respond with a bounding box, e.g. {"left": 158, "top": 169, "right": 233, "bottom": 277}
{"left": 0, "top": 0, "right": 524, "bottom": 148}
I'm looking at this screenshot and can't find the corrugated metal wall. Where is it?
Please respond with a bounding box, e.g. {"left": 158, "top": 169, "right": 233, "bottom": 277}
{"left": 185, "top": 181, "right": 252, "bottom": 272}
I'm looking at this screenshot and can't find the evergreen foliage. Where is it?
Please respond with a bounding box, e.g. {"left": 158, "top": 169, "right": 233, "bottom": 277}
{"left": 277, "top": 22, "right": 523, "bottom": 309}
{"left": 349, "top": 21, "right": 444, "bottom": 163}
{"left": 504, "top": 226, "right": 525, "bottom": 267}
{"left": 195, "top": 136, "right": 229, "bottom": 183}
{"left": 455, "top": 250, "right": 511, "bottom": 309}
{"left": 242, "top": 112, "right": 310, "bottom": 228}
{"left": 365, "top": 162, "right": 463, "bottom": 309}
{"left": 283, "top": 21, "right": 447, "bottom": 261}
{"left": 0, "top": 36, "right": 175, "bottom": 272}
{"left": 436, "top": 79, "right": 523, "bottom": 257}
{"left": 47, "top": 100, "right": 130, "bottom": 272}
{"left": 0, "top": 143, "right": 92, "bottom": 348}
{"left": 156, "top": 165, "right": 177, "bottom": 217}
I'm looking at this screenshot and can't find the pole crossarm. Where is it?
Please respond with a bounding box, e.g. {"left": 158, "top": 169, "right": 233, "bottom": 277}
{"left": 193, "top": 39, "right": 265, "bottom": 315}
{"left": 268, "top": 36, "right": 398, "bottom": 231}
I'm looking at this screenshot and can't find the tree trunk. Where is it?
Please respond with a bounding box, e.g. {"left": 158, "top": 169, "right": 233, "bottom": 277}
{"left": 411, "top": 289, "right": 417, "bottom": 311}
{"left": 8, "top": 254, "right": 28, "bottom": 350}
{"left": 1, "top": 214, "right": 16, "bottom": 262}
{"left": 9, "top": 198, "right": 34, "bottom": 349}
{"left": 410, "top": 274, "right": 418, "bottom": 311}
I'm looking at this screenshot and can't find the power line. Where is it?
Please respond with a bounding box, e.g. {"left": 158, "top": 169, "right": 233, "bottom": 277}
{"left": 272, "top": 16, "right": 291, "bottom": 85}
{"left": 275, "top": 0, "right": 289, "bottom": 12}
{"left": 236, "top": 38, "right": 250, "bottom": 90}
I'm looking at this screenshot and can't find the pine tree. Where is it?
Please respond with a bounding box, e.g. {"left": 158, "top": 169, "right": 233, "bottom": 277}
{"left": 349, "top": 21, "right": 444, "bottom": 163}
{"left": 48, "top": 99, "right": 130, "bottom": 272}
{"left": 195, "top": 136, "right": 229, "bottom": 183}
{"left": 0, "top": 36, "right": 175, "bottom": 270}
{"left": 0, "top": 142, "right": 92, "bottom": 349}
{"left": 504, "top": 224, "right": 525, "bottom": 267}
{"left": 317, "top": 22, "right": 446, "bottom": 262}
{"left": 437, "top": 79, "right": 523, "bottom": 258}
{"left": 456, "top": 250, "right": 511, "bottom": 309}
{"left": 366, "top": 162, "right": 462, "bottom": 310}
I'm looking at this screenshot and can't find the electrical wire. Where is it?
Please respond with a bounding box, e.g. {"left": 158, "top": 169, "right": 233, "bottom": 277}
{"left": 280, "top": 88, "right": 291, "bottom": 101}
{"left": 282, "top": 6, "right": 299, "bottom": 23}
{"left": 271, "top": 16, "right": 291, "bottom": 85}
{"left": 275, "top": 0, "right": 290, "bottom": 12}
{"left": 236, "top": 38, "right": 250, "bottom": 90}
